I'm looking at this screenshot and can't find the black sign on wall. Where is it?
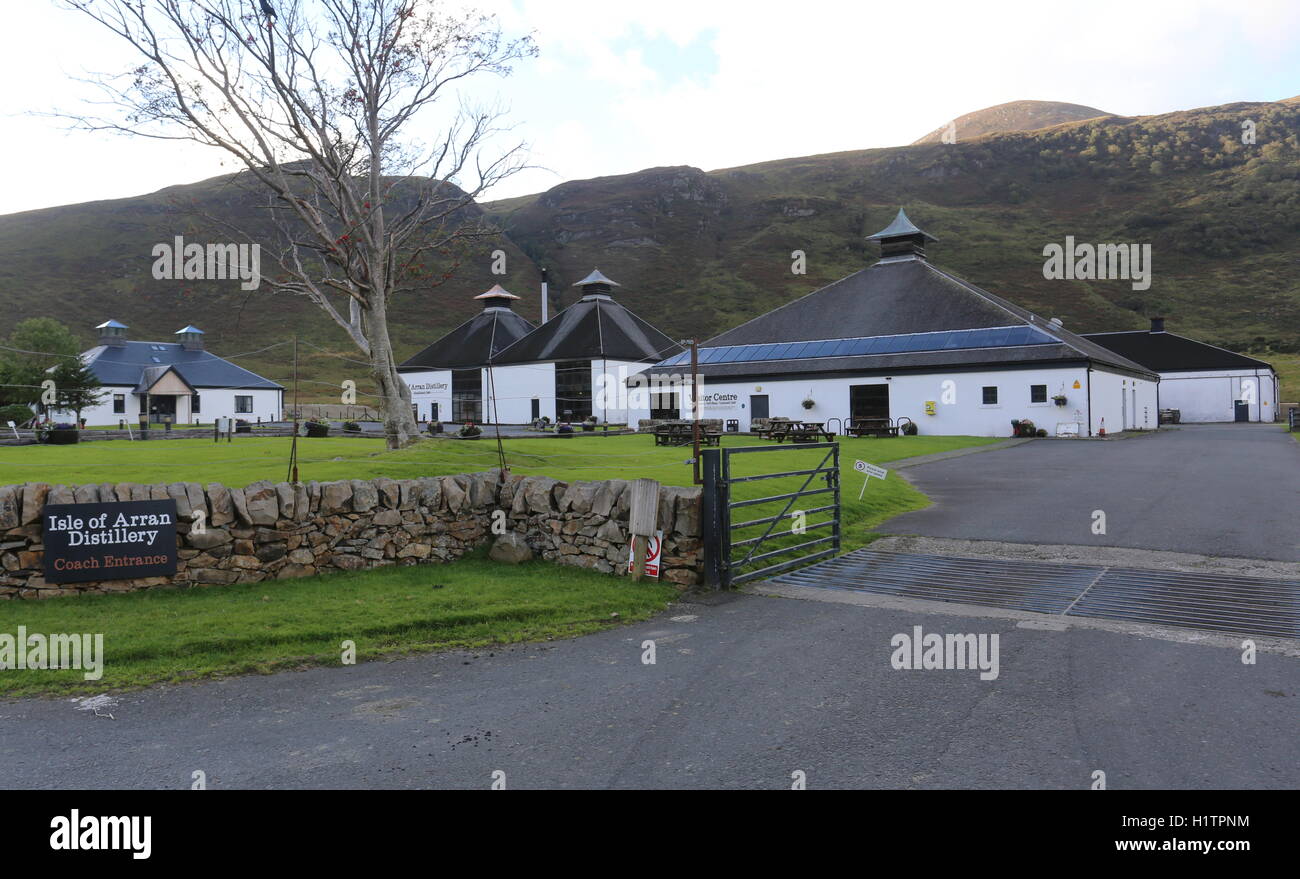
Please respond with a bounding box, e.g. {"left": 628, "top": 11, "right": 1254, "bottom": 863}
{"left": 43, "top": 500, "right": 179, "bottom": 584}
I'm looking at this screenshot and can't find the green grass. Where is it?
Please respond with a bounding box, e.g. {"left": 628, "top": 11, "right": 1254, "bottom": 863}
{"left": 0, "top": 551, "right": 678, "bottom": 698}
{"left": 0, "top": 432, "right": 997, "bottom": 548}
{"left": 0, "top": 433, "right": 999, "bottom": 697}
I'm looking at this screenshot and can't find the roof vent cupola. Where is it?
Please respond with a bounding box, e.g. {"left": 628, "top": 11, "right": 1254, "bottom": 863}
{"left": 175, "top": 325, "right": 205, "bottom": 351}
{"left": 474, "top": 284, "right": 521, "bottom": 311}
{"left": 573, "top": 268, "right": 621, "bottom": 300}
{"left": 867, "top": 209, "right": 938, "bottom": 261}
{"left": 96, "top": 319, "right": 129, "bottom": 348}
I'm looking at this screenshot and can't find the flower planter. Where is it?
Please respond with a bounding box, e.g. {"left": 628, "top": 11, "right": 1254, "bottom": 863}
{"left": 427, "top": 421, "right": 443, "bottom": 436}
{"left": 46, "top": 428, "right": 79, "bottom": 445}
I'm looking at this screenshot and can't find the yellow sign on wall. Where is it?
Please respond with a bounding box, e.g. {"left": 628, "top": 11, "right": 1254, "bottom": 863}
{"left": 1072, "top": 380, "right": 1082, "bottom": 389}
{"left": 924, "top": 400, "right": 936, "bottom": 415}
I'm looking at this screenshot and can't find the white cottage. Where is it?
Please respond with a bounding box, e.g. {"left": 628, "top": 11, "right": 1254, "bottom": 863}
{"left": 53, "top": 320, "right": 283, "bottom": 426}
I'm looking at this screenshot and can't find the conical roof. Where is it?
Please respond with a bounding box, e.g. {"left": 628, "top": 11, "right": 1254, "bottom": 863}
{"left": 399, "top": 301, "right": 535, "bottom": 370}
{"left": 866, "top": 208, "right": 938, "bottom": 242}
{"left": 492, "top": 276, "right": 682, "bottom": 364}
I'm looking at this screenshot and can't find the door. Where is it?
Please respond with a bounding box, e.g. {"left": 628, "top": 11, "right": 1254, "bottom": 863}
{"left": 1234, "top": 400, "right": 1249, "bottom": 422}
{"left": 749, "top": 395, "right": 769, "bottom": 421}
{"left": 531, "top": 398, "right": 540, "bottom": 421}
{"left": 850, "top": 384, "right": 889, "bottom": 420}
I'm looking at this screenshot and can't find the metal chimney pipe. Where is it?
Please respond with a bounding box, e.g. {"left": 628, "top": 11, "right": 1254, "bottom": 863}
{"left": 541, "top": 267, "right": 549, "bottom": 323}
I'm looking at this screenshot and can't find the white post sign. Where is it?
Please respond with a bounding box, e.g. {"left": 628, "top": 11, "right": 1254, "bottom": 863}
{"left": 854, "top": 460, "right": 888, "bottom": 500}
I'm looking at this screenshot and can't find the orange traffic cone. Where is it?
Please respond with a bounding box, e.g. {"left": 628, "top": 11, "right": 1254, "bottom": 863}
{"left": 1098, "top": 417, "right": 1107, "bottom": 437}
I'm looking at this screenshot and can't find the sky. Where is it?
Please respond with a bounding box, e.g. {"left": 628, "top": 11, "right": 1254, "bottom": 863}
{"left": 1, "top": 0, "right": 1298, "bottom": 215}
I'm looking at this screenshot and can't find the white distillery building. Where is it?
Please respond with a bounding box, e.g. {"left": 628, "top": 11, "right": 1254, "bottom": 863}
{"left": 398, "top": 285, "right": 537, "bottom": 423}
{"left": 631, "top": 210, "right": 1160, "bottom": 438}
{"left": 52, "top": 320, "right": 284, "bottom": 425}
{"left": 400, "top": 273, "right": 683, "bottom": 425}
{"left": 1083, "top": 318, "right": 1279, "bottom": 423}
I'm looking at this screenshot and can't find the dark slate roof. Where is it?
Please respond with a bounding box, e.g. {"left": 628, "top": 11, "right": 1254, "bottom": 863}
{"left": 651, "top": 257, "right": 1156, "bottom": 380}
{"left": 1080, "top": 331, "right": 1274, "bottom": 373}
{"left": 83, "top": 342, "right": 284, "bottom": 390}
{"left": 398, "top": 308, "right": 536, "bottom": 371}
{"left": 492, "top": 296, "right": 684, "bottom": 365}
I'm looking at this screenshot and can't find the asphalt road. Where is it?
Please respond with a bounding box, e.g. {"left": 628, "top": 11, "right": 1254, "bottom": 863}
{"left": 879, "top": 424, "right": 1300, "bottom": 561}
{"left": 2, "top": 591, "right": 1295, "bottom": 790}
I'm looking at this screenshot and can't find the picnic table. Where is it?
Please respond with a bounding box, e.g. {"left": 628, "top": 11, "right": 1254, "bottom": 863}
{"left": 653, "top": 422, "right": 721, "bottom": 447}
{"left": 772, "top": 421, "right": 836, "bottom": 443}
{"left": 846, "top": 417, "right": 899, "bottom": 438}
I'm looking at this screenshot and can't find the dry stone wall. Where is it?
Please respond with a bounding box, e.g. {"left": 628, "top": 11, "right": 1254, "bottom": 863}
{"left": 0, "top": 473, "right": 703, "bottom": 600}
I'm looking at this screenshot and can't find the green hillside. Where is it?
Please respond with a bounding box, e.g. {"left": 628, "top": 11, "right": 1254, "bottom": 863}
{"left": 2, "top": 96, "right": 1297, "bottom": 404}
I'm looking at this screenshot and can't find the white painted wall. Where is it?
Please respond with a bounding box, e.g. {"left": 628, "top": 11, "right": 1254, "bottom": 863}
{"left": 1156, "top": 368, "right": 1278, "bottom": 423}
{"left": 627, "top": 364, "right": 1159, "bottom": 438}
{"left": 54, "top": 387, "right": 282, "bottom": 426}
{"left": 403, "top": 369, "right": 453, "bottom": 422}
{"left": 1087, "top": 368, "right": 1158, "bottom": 434}
{"left": 486, "top": 363, "right": 554, "bottom": 423}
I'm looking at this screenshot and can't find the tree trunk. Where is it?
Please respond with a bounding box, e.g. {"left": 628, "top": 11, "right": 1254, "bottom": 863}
{"left": 366, "top": 296, "right": 418, "bottom": 449}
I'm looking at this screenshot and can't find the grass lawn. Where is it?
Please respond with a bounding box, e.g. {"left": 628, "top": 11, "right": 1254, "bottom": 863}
{"left": 0, "top": 550, "right": 678, "bottom": 698}
{"left": 0, "top": 433, "right": 1000, "bottom": 697}
{"left": 0, "top": 432, "right": 998, "bottom": 550}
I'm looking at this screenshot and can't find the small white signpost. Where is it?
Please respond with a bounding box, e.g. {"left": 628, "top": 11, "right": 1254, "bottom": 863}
{"left": 854, "top": 459, "right": 888, "bottom": 500}
{"left": 6, "top": 420, "right": 17, "bottom": 441}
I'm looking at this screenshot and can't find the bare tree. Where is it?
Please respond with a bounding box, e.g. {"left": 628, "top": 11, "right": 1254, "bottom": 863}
{"left": 58, "top": 0, "right": 535, "bottom": 448}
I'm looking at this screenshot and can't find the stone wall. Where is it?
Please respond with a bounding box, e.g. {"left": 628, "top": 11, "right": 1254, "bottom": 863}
{"left": 0, "top": 473, "right": 702, "bottom": 600}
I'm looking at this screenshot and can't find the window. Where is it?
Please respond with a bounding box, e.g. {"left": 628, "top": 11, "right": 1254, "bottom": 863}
{"left": 451, "top": 369, "right": 482, "bottom": 423}
{"left": 192, "top": 394, "right": 201, "bottom": 414}
{"left": 1030, "top": 384, "right": 1047, "bottom": 403}
{"left": 650, "top": 391, "right": 680, "bottom": 421}
{"left": 982, "top": 386, "right": 998, "bottom": 405}
{"left": 112, "top": 394, "right": 125, "bottom": 414}
{"left": 235, "top": 395, "right": 253, "bottom": 413}
{"left": 554, "top": 360, "right": 592, "bottom": 421}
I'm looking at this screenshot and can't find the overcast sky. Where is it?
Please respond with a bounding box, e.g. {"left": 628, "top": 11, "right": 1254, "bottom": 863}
{"left": 2, "top": 0, "right": 1297, "bottom": 216}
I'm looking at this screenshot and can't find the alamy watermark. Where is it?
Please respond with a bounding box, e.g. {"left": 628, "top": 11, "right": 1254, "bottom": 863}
{"left": 1042, "top": 236, "right": 1151, "bottom": 291}
{"left": 151, "top": 235, "right": 261, "bottom": 290}
{"left": 0, "top": 627, "right": 104, "bottom": 680}
{"left": 890, "top": 625, "right": 999, "bottom": 680}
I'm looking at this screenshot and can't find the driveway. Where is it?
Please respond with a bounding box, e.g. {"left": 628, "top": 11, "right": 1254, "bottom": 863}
{"left": 878, "top": 424, "right": 1300, "bottom": 561}
{"left": 1, "top": 592, "right": 1296, "bottom": 790}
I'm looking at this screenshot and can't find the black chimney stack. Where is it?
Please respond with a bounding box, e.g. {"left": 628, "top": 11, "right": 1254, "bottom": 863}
{"left": 1150, "top": 316, "right": 1166, "bottom": 333}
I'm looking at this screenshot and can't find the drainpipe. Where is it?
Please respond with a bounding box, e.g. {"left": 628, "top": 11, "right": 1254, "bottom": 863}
{"left": 1085, "top": 366, "right": 1093, "bottom": 437}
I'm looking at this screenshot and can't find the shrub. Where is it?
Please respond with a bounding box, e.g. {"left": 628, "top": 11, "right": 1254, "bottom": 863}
{"left": 901, "top": 421, "right": 918, "bottom": 436}
{"left": 459, "top": 422, "right": 482, "bottom": 438}
{"left": 0, "top": 404, "right": 33, "bottom": 427}
{"left": 342, "top": 421, "right": 361, "bottom": 432}
{"left": 304, "top": 418, "right": 330, "bottom": 437}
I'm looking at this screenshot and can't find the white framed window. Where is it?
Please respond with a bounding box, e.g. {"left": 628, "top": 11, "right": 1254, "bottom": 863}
{"left": 981, "top": 386, "right": 999, "bottom": 406}
{"left": 235, "top": 395, "right": 253, "bottom": 413}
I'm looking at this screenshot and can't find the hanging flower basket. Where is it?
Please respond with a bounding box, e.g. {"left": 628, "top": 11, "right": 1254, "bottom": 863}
{"left": 1052, "top": 394, "right": 1068, "bottom": 406}
{"left": 801, "top": 398, "right": 816, "bottom": 410}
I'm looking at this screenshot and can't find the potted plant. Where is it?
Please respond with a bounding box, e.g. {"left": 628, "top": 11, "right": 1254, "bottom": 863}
{"left": 304, "top": 418, "right": 330, "bottom": 437}
{"left": 427, "top": 420, "right": 443, "bottom": 436}
{"left": 1052, "top": 393, "right": 1068, "bottom": 406}
{"left": 1017, "top": 418, "right": 1036, "bottom": 438}
{"left": 342, "top": 420, "right": 361, "bottom": 433}
{"left": 1036, "top": 428, "right": 1048, "bottom": 437}
{"left": 556, "top": 422, "right": 574, "bottom": 437}
{"left": 459, "top": 422, "right": 482, "bottom": 439}
{"left": 582, "top": 415, "right": 598, "bottom": 432}
{"left": 801, "top": 398, "right": 816, "bottom": 410}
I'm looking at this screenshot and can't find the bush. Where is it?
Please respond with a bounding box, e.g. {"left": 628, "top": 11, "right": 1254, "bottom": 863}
{"left": 342, "top": 421, "right": 361, "bottom": 432}
{"left": 901, "top": 421, "right": 918, "bottom": 436}
{"left": 1036, "top": 428, "right": 1048, "bottom": 437}
{"left": 0, "top": 404, "right": 33, "bottom": 427}
{"left": 459, "top": 422, "right": 482, "bottom": 438}
{"left": 427, "top": 421, "right": 443, "bottom": 436}
{"left": 304, "top": 418, "right": 330, "bottom": 438}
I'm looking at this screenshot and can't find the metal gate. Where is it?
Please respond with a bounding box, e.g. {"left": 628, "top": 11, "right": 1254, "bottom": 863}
{"left": 701, "top": 443, "right": 841, "bottom": 588}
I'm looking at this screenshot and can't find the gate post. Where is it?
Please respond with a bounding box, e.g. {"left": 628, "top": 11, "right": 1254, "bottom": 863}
{"left": 701, "top": 447, "right": 725, "bottom": 588}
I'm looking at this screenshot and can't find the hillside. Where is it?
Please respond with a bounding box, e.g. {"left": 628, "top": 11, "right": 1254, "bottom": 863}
{"left": 2, "top": 95, "right": 1298, "bottom": 403}
{"left": 487, "top": 96, "right": 1300, "bottom": 357}
{"left": 912, "top": 100, "right": 1112, "bottom": 144}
